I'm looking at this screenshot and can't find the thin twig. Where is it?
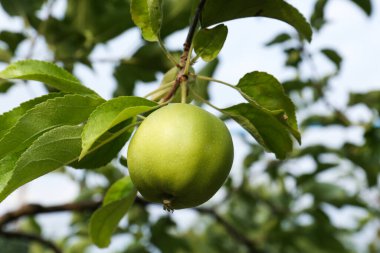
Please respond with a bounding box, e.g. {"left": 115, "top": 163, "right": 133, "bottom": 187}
{"left": 0, "top": 201, "right": 100, "bottom": 228}
{"left": 162, "top": 0, "right": 207, "bottom": 102}
{"left": 0, "top": 198, "right": 263, "bottom": 252}
{"left": 0, "top": 230, "right": 62, "bottom": 253}
{"left": 197, "top": 207, "right": 265, "bottom": 253}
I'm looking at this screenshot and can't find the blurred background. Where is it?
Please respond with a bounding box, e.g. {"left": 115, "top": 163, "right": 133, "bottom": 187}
{"left": 0, "top": 0, "right": 379, "bottom": 252}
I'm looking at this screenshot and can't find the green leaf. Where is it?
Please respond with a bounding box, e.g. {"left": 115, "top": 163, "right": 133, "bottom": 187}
{"left": 66, "top": 0, "right": 134, "bottom": 43}
{"left": 0, "top": 125, "right": 84, "bottom": 202}
{"left": 321, "top": 48, "right": 342, "bottom": 71}
{"left": 0, "top": 0, "right": 45, "bottom": 16}
{"left": 131, "top": 0, "right": 163, "bottom": 42}
{"left": 265, "top": 33, "right": 292, "bottom": 46}
{"left": 113, "top": 43, "right": 175, "bottom": 97}
{"left": 0, "top": 151, "right": 22, "bottom": 193}
{"left": 349, "top": 0, "right": 372, "bottom": 16}
{"left": 0, "top": 94, "right": 104, "bottom": 159}
{"left": 223, "top": 103, "right": 293, "bottom": 159}
{"left": 201, "top": 0, "right": 312, "bottom": 42}
{"left": 310, "top": 0, "right": 328, "bottom": 31}
{"left": 0, "top": 31, "right": 26, "bottom": 53}
{"left": 0, "top": 93, "right": 64, "bottom": 139}
{"left": 236, "top": 71, "right": 301, "bottom": 143}
{"left": 71, "top": 121, "right": 135, "bottom": 169}
{"left": 0, "top": 60, "right": 98, "bottom": 96}
{"left": 80, "top": 96, "right": 157, "bottom": 159}
{"left": 0, "top": 48, "right": 12, "bottom": 62}
{"left": 0, "top": 79, "right": 13, "bottom": 93}
{"left": 89, "top": 176, "right": 137, "bottom": 248}
{"left": 194, "top": 24, "right": 228, "bottom": 62}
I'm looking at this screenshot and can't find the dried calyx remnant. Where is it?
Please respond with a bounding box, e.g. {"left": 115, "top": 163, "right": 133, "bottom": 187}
{"left": 163, "top": 195, "right": 174, "bottom": 213}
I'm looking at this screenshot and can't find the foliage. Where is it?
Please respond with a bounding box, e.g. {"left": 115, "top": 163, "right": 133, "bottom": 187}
{"left": 0, "top": 0, "right": 378, "bottom": 253}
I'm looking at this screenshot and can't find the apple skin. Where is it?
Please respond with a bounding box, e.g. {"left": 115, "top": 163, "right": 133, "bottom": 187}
{"left": 127, "top": 103, "right": 234, "bottom": 210}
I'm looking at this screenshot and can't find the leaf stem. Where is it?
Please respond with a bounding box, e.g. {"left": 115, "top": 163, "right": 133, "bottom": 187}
{"left": 144, "top": 80, "right": 175, "bottom": 98}
{"left": 158, "top": 39, "right": 179, "bottom": 66}
{"left": 189, "top": 87, "right": 221, "bottom": 111}
{"left": 195, "top": 74, "right": 236, "bottom": 89}
{"left": 162, "top": 0, "right": 207, "bottom": 102}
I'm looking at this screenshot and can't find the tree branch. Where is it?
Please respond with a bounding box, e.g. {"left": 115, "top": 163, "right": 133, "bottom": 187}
{"left": 197, "top": 207, "right": 265, "bottom": 253}
{"left": 0, "top": 198, "right": 263, "bottom": 253}
{"left": 0, "top": 230, "right": 62, "bottom": 253}
{"left": 162, "top": 0, "right": 207, "bottom": 102}
{"left": 0, "top": 201, "right": 101, "bottom": 228}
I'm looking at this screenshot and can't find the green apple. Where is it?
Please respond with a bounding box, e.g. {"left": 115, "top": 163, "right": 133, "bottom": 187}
{"left": 127, "top": 103, "right": 234, "bottom": 210}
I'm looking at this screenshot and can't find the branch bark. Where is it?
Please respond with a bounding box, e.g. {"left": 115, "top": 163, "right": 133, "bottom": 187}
{"left": 162, "top": 0, "right": 207, "bottom": 102}
{"left": 0, "top": 230, "right": 62, "bottom": 253}
{"left": 0, "top": 198, "right": 264, "bottom": 253}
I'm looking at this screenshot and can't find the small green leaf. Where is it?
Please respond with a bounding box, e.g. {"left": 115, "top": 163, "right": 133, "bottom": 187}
{"left": 201, "top": 0, "right": 312, "bottom": 42}
{"left": 236, "top": 71, "right": 301, "bottom": 143}
{"left": 0, "top": 93, "right": 64, "bottom": 139}
{"left": 0, "top": 125, "right": 84, "bottom": 202}
{"left": 131, "top": 0, "right": 163, "bottom": 42}
{"left": 223, "top": 103, "right": 293, "bottom": 159}
{"left": 194, "top": 24, "right": 228, "bottom": 62}
{"left": 0, "top": 31, "right": 26, "bottom": 53}
{"left": 265, "top": 33, "right": 292, "bottom": 46}
{"left": 0, "top": 48, "right": 12, "bottom": 62}
{"left": 80, "top": 96, "right": 157, "bottom": 159}
{"left": 89, "top": 176, "right": 137, "bottom": 248}
{"left": 0, "top": 94, "right": 104, "bottom": 159}
{"left": 0, "top": 60, "right": 98, "bottom": 96}
{"left": 349, "top": 0, "right": 372, "bottom": 16}
{"left": 321, "top": 48, "right": 342, "bottom": 71}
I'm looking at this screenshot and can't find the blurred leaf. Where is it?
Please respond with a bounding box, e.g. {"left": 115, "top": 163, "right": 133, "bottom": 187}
{"left": 236, "top": 71, "right": 301, "bottom": 143}
{"left": 343, "top": 127, "right": 380, "bottom": 186}
{"left": 223, "top": 103, "right": 293, "bottom": 159}
{"left": 321, "top": 48, "right": 342, "bottom": 71}
{"left": 349, "top": 91, "right": 380, "bottom": 113}
{"left": 265, "top": 33, "right": 292, "bottom": 46}
{"left": 302, "top": 181, "right": 348, "bottom": 205}
{"left": 301, "top": 114, "right": 349, "bottom": 127}
{"left": 160, "top": 0, "right": 194, "bottom": 37}
{"left": 0, "top": 31, "right": 26, "bottom": 53}
{"left": 80, "top": 96, "right": 157, "bottom": 159}
{"left": 41, "top": 17, "right": 92, "bottom": 64}
{"left": 0, "top": 0, "right": 45, "bottom": 16}
{"left": 0, "top": 236, "right": 29, "bottom": 253}
{"left": 310, "top": 0, "right": 328, "bottom": 30}
{"left": 113, "top": 43, "right": 175, "bottom": 96}
{"left": 0, "top": 94, "right": 103, "bottom": 159}
{"left": 0, "top": 48, "right": 12, "bottom": 62}
{"left": 349, "top": 0, "right": 372, "bottom": 16}
{"left": 285, "top": 47, "right": 302, "bottom": 67}
{"left": 0, "top": 60, "right": 99, "bottom": 95}
{"left": 66, "top": 0, "right": 134, "bottom": 42}
{"left": 89, "top": 176, "right": 137, "bottom": 248}
{"left": 151, "top": 216, "right": 191, "bottom": 253}
{"left": 131, "top": 0, "right": 163, "bottom": 42}
{"left": 0, "top": 79, "right": 13, "bottom": 93}
{"left": 194, "top": 24, "right": 228, "bottom": 62}
{"left": 201, "top": 0, "right": 312, "bottom": 42}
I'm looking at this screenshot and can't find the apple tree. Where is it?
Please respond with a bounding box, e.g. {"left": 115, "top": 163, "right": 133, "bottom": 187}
{"left": 0, "top": 0, "right": 379, "bottom": 252}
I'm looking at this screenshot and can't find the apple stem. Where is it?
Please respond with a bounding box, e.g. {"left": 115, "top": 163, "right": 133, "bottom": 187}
{"left": 161, "top": 0, "right": 207, "bottom": 102}
{"left": 163, "top": 198, "right": 174, "bottom": 213}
